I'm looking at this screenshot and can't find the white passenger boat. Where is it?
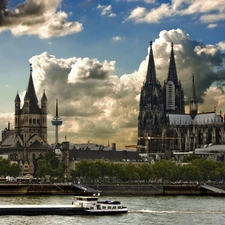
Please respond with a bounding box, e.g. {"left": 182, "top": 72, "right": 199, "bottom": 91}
{"left": 0, "top": 195, "right": 128, "bottom": 215}
{"left": 75, "top": 196, "right": 128, "bottom": 215}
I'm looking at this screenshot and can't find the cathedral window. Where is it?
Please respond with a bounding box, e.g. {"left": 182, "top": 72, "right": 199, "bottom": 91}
{"left": 166, "top": 81, "right": 175, "bottom": 111}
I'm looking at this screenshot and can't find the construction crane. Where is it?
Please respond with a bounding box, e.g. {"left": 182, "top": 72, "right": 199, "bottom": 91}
{"left": 125, "top": 136, "right": 181, "bottom": 150}
{"left": 124, "top": 145, "right": 138, "bottom": 148}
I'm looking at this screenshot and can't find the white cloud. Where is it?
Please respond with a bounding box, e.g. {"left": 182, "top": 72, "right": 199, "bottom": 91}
{"left": 97, "top": 4, "right": 116, "bottom": 17}
{"left": 200, "top": 13, "right": 225, "bottom": 23}
{"left": 126, "top": 0, "right": 225, "bottom": 25}
{"left": 126, "top": 7, "right": 146, "bottom": 21}
{"left": 0, "top": 113, "right": 14, "bottom": 133}
{"left": 217, "top": 41, "right": 225, "bottom": 51}
{"left": 0, "top": 0, "right": 83, "bottom": 38}
{"left": 207, "top": 24, "right": 217, "bottom": 28}
{"left": 112, "top": 36, "right": 124, "bottom": 41}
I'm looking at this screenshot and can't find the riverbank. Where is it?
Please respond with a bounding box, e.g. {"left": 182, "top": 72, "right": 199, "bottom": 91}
{"left": 88, "top": 183, "right": 225, "bottom": 196}
{"left": 0, "top": 183, "right": 96, "bottom": 195}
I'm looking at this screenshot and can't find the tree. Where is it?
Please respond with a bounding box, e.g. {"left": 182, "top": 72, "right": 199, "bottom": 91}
{"left": 181, "top": 164, "right": 202, "bottom": 182}
{"left": 122, "top": 163, "right": 140, "bottom": 182}
{"left": 0, "top": 157, "right": 19, "bottom": 177}
{"left": 152, "top": 160, "right": 177, "bottom": 182}
{"left": 36, "top": 151, "right": 66, "bottom": 180}
{"left": 0, "top": 158, "right": 19, "bottom": 177}
{"left": 137, "top": 163, "right": 154, "bottom": 182}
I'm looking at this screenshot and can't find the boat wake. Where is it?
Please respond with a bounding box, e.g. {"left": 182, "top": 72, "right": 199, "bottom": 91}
{"left": 129, "top": 209, "right": 225, "bottom": 214}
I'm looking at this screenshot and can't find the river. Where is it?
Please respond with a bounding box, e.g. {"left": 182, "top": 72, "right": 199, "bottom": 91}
{"left": 0, "top": 195, "right": 224, "bottom": 225}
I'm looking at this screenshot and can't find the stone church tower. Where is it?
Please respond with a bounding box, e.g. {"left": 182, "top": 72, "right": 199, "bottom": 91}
{"left": 137, "top": 41, "right": 165, "bottom": 153}
{"left": 14, "top": 64, "right": 47, "bottom": 146}
{"left": 0, "top": 64, "right": 49, "bottom": 161}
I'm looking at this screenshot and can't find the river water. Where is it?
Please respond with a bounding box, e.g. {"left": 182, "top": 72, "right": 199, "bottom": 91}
{"left": 0, "top": 195, "right": 224, "bottom": 225}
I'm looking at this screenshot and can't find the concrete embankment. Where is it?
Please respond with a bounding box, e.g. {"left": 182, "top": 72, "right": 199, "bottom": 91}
{"left": 88, "top": 184, "right": 225, "bottom": 196}
{"left": 0, "top": 183, "right": 95, "bottom": 195}
{"left": 1, "top": 183, "right": 225, "bottom": 196}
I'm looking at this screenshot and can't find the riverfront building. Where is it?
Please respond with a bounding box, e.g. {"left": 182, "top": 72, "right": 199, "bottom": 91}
{"left": 138, "top": 42, "right": 225, "bottom": 153}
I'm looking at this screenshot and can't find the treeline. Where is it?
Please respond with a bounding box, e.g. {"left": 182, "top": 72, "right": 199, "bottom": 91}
{"left": 70, "top": 159, "right": 225, "bottom": 183}
{"left": 0, "top": 152, "right": 66, "bottom": 181}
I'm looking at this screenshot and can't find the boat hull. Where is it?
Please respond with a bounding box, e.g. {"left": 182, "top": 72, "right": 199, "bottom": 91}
{"left": 0, "top": 206, "right": 128, "bottom": 216}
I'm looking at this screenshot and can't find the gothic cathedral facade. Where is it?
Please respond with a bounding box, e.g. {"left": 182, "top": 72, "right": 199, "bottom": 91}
{"left": 138, "top": 42, "right": 225, "bottom": 153}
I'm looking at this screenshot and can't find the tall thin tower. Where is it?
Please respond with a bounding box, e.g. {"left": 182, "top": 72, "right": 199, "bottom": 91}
{"left": 51, "top": 99, "right": 63, "bottom": 144}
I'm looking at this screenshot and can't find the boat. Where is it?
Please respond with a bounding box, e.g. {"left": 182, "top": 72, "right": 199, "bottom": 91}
{"left": 0, "top": 195, "right": 128, "bottom": 215}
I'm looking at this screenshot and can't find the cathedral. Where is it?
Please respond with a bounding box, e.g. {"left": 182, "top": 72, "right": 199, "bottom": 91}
{"left": 1, "top": 64, "right": 49, "bottom": 162}
{"left": 137, "top": 42, "right": 225, "bottom": 153}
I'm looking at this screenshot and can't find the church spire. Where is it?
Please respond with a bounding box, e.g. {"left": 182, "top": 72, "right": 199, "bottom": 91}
{"left": 190, "top": 74, "right": 198, "bottom": 119}
{"left": 191, "top": 74, "right": 196, "bottom": 101}
{"left": 23, "top": 63, "right": 40, "bottom": 114}
{"left": 167, "top": 42, "right": 178, "bottom": 84}
{"left": 146, "top": 41, "right": 156, "bottom": 84}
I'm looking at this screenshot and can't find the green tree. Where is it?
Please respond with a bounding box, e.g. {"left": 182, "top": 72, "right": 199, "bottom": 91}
{"left": 181, "top": 164, "right": 202, "bottom": 182}
{"left": 71, "top": 160, "right": 100, "bottom": 183}
{"left": 152, "top": 160, "right": 177, "bottom": 182}
{"left": 0, "top": 158, "right": 19, "bottom": 177}
{"left": 36, "top": 151, "right": 66, "bottom": 180}
{"left": 137, "top": 163, "right": 154, "bottom": 182}
{"left": 122, "top": 163, "right": 140, "bottom": 182}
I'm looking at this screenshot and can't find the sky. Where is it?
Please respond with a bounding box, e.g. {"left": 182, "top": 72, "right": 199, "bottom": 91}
{"left": 0, "top": 0, "right": 225, "bottom": 149}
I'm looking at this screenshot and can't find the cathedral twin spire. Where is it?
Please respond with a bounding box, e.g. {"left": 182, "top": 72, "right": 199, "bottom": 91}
{"left": 146, "top": 41, "right": 179, "bottom": 85}
{"left": 167, "top": 42, "right": 178, "bottom": 84}
{"left": 144, "top": 41, "right": 185, "bottom": 115}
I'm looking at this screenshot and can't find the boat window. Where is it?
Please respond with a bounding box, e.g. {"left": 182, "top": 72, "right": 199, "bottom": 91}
{"left": 118, "top": 206, "right": 122, "bottom": 209}
{"left": 107, "top": 206, "right": 111, "bottom": 209}
{"left": 76, "top": 197, "right": 98, "bottom": 201}
{"left": 113, "top": 206, "right": 116, "bottom": 209}
{"left": 102, "top": 206, "right": 106, "bottom": 209}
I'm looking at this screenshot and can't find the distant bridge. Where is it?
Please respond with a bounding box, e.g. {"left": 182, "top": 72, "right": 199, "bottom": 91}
{"left": 200, "top": 185, "right": 225, "bottom": 194}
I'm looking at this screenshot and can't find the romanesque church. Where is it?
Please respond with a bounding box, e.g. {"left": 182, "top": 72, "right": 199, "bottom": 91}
{"left": 138, "top": 42, "right": 225, "bottom": 153}
{"left": 0, "top": 65, "right": 49, "bottom": 164}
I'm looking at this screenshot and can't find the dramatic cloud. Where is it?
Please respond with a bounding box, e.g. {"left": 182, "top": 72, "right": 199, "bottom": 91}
{"left": 29, "top": 52, "right": 140, "bottom": 147}
{"left": 26, "top": 29, "right": 225, "bottom": 147}
{"left": 0, "top": 0, "right": 83, "bottom": 38}
{"left": 126, "top": 0, "right": 225, "bottom": 27}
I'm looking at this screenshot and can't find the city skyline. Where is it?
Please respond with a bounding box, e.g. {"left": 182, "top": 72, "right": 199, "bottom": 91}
{"left": 0, "top": 0, "right": 225, "bottom": 148}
